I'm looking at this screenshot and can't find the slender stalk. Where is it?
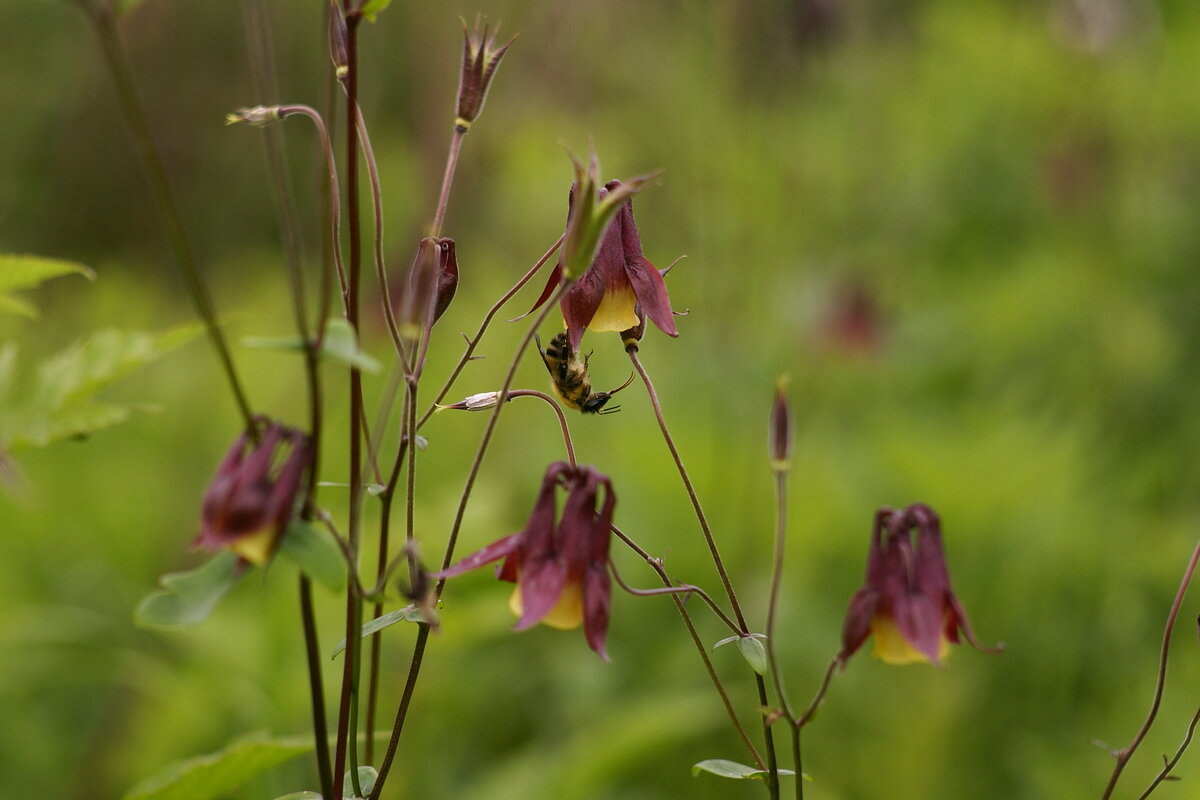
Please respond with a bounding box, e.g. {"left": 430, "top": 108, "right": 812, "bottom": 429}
{"left": 611, "top": 524, "right": 766, "bottom": 770}
{"left": 1137, "top": 704, "right": 1200, "bottom": 800}
{"left": 1099, "top": 537, "right": 1200, "bottom": 800}
{"left": 417, "top": 235, "right": 564, "bottom": 429}
{"left": 82, "top": 4, "right": 254, "bottom": 431}
{"left": 797, "top": 659, "right": 839, "bottom": 728}
{"left": 627, "top": 347, "right": 746, "bottom": 628}
{"left": 370, "top": 286, "right": 568, "bottom": 798}
{"left": 430, "top": 128, "right": 466, "bottom": 237}
{"left": 299, "top": 576, "right": 335, "bottom": 800}
{"left": 332, "top": 12, "right": 365, "bottom": 800}
{"left": 607, "top": 559, "right": 739, "bottom": 635}
{"left": 507, "top": 390, "right": 576, "bottom": 467}
{"left": 628, "top": 346, "right": 779, "bottom": 798}
{"left": 765, "top": 471, "right": 802, "bottom": 798}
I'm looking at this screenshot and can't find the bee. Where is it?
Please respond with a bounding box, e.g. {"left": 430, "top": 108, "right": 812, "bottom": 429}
{"left": 534, "top": 331, "right": 635, "bottom": 415}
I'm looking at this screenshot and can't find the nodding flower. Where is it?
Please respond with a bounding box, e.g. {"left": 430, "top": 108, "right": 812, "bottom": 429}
{"left": 434, "top": 462, "right": 617, "bottom": 660}
{"left": 528, "top": 178, "right": 678, "bottom": 352}
{"left": 194, "top": 420, "right": 310, "bottom": 567}
{"left": 839, "top": 504, "right": 996, "bottom": 667}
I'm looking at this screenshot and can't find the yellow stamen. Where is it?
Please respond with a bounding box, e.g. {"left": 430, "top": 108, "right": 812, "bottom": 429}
{"left": 229, "top": 527, "right": 275, "bottom": 566}
{"left": 870, "top": 615, "right": 951, "bottom": 666}
{"left": 587, "top": 288, "right": 639, "bottom": 333}
{"left": 509, "top": 582, "right": 584, "bottom": 630}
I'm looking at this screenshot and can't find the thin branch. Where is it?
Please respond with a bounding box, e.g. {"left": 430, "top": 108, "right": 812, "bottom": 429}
{"left": 1099, "top": 537, "right": 1200, "bottom": 800}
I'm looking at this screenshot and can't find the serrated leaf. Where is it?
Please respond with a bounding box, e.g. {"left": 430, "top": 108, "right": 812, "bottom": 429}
{"left": 360, "top": 0, "right": 392, "bottom": 22}
{"left": 135, "top": 551, "right": 241, "bottom": 628}
{"left": 278, "top": 520, "right": 346, "bottom": 592}
{"left": 0, "top": 254, "right": 94, "bottom": 318}
{"left": 321, "top": 318, "right": 381, "bottom": 373}
{"left": 691, "top": 759, "right": 796, "bottom": 781}
{"left": 121, "top": 731, "right": 312, "bottom": 800}
{"left": 737, "top": 635, "right": 769, "bottom": 676}
{"left": 343, "top": 766, "right": 377, "bottom": 799}
{"left": 331, "top": 605, "right": 424, "bottom": 658}
{"left": 3, "top": 326, "right": 196, "bottom": 450}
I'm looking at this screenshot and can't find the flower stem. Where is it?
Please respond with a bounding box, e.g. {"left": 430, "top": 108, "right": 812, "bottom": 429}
{"left": 82, "top": 3, "right": 254, "bottom": 432}
{"left": 417, "top": 235, "right": 564, "bottom": 430}
{"left": 627, "top": 346, "right": 779, "bottom": 798}
{"left": 506, "top": 390, "right": 576, "bottom": 467}
{"left": 1099, "top": 536, "right": 1200, "bottom": 800}
{"left": 766, "top": 471, "right": 802, "bottom": 797}
{"left": 627, "top": 347, "right": 746, "bottom": 628}
{"left": 1136, "top": 704, "right": 1200, "bottom": 799}
{"left": 430, "top": 128, "right": 466, "bottom": 238}
{"left": 611, "top": 525, "right": 766, "bottom": 771}
{"left": 332, "top": 11, "right": 365, "bottom": 800}
{"left": 369, "top": 285, "right": 568, "bottom": 799}
{"left": 299, "top": 576, "right": 335, "bottom": 800}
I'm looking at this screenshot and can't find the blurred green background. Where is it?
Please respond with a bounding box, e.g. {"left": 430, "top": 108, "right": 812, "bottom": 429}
{"left": 4, "top": 0, "right": 1200, "bottom": 798}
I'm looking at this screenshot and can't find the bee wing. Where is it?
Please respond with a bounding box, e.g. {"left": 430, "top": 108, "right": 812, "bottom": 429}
{"left": 532, "top": 334, "right": 557, "bottom": 378}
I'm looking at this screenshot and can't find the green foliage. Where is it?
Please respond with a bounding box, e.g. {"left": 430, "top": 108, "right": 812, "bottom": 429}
{"left": 343, "top": 766, "right": 377, "bottom": 799}
{"left": 691, "top": 759, "right": 795, "bottom": 781}
{"left": 134, "top": 551, "right": 241, "bottom": 628}
{"left": 359, "top": 0, "right": 392, "bottom": 24}
{"left": 330, "top": 604, "right": 424, "bottom": 658}
{"left": 243, "top": 318, "right": 381, "bottom": 374}
{"left": 120, "top": 732, "right": 312, "bottom": 800}
{"left": 278, "top": 520, "right": 347, "bottom": 592}
{"left": 0, "top": 253, "right": 93, "bottom": 319}
{"left": 0, "top": 325, "right": 198, "bottom": 451}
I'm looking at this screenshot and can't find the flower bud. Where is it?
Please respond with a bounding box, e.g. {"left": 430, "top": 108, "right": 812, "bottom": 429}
{"left": 431, "top": 237, "right": 458, "bottom": 326}
{"left": 769, "top": 376, "right": 793, "bottom": 472}
{"left": 224, "top": 106, "right": 280, "bottom": 127}
{"left": 396, "top": 238, "right": 440, "bottom": 342}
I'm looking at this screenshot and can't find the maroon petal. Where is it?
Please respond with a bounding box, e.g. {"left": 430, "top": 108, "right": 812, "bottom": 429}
{"left": 513, "top": 551, "right": 568, "bottom": 631}
{"left": 432, "top": 533, "right": 522, "bottom": 578}
{"left": 625, "top": 257, "right": 678, "bottom": 338}
{"left": 583, "top": 565, "right": 611, "bottom": 660}
{"left": 561, "top": 264, "right": 607, "bottom": 351}
{"left": 838, "top": 587, "right": 878, "bottom": 663}
{"left": 510, "top": 262, "right": 562, "bottom": 323}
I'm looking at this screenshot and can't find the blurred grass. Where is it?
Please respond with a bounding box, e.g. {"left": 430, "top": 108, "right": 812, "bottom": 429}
{"left": 4, "top": 0, "right": 1200, "bottom": 798}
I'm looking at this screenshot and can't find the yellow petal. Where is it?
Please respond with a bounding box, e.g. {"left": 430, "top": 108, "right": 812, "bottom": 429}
{"left": 869, "top": 615, "right": 951, "bottom": 666}
{"left": 229, "top": 526, "right": 276, "bottom": 566}
{"left": 587, "top": 288, "right": 639, "bottom": 333}
{"left": 508, "top": 582, "right": 584, "bottom": 630}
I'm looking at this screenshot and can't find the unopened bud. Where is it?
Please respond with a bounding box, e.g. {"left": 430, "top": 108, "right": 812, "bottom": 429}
{"left": 769, "top": 376, "right": 792, "bottom": 473}
{"left": 431, "top": 237, "right": 458, "bottom": 326}
{"left": 328, "top": 3, "right": 349, "bottom": 81}
{"left": 225, "top": 105, "right": 280, "bottom": 127}
{"left": 437, "top": 391, "right": 501, "bottom": 412}
{"left": 396, "top": 238, "right": 439, "bottom": 342}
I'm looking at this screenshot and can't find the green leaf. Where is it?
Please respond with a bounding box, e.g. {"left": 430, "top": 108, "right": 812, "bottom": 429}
{"left": 243, "top": 319, "right": 380, "bottom": 374}
{"left": 321, "top": 318, "right": 381, "bottom": 373}
{"left": 712, "top": 634, "right": 740, "bottom": 650}
{"left": 134, "top": 552, "right": 241, "bottom": 628}
{"left": 737, "top": 635, "right": 768, "bottom": 676}
{"left": 331, "top": 605, "right": 424, "bottom": 658}
{"left": 360, "top": 0, "right": 393, "bottom": 22}
{"left": 272, "top": 794, "right": 322, "bottom": 800}
{"left": 0, "top": 254, "right": 94, "bottom": 318}
{"left": 343, "top": 766, "right": 377, "bottom": 799}
{"left": 278, "top": 520, "right": 346, "bottom": 592}
{"left": 691, "top": 759, "right": 796, "bottom": 781}
{"left": 121, "top": 731, "right": 312, "bottom": 800}
{"left": 1, "top": 326, "right": 197, "bottom": 450}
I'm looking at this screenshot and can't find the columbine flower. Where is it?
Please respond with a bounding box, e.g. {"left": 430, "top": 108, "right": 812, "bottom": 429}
{"left": 434, "top": 462, "right": 617, "bottom": 659}
{"left": 528, "top": 177, "right": 678, "bottom": 352}
{"left": 194, "top": 420, "right": 310, "bottom": 566}
{"left": 455, "top": 17, "right": 516, "bottom": 131}
{"left": 839, "top": 503, "right": 992, "bottom": 667}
